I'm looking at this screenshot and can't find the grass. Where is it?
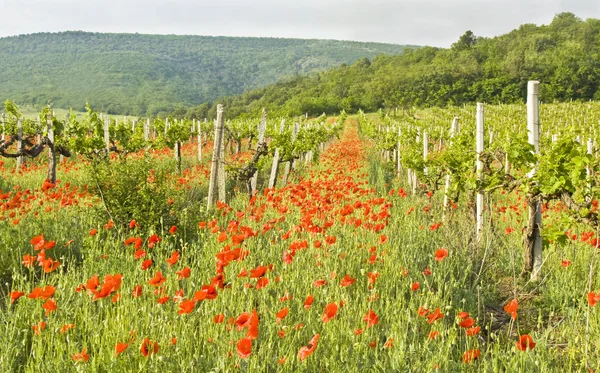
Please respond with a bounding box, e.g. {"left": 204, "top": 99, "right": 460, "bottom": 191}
{"left": 0, "top": 120, "right": 599, "bottom": 372}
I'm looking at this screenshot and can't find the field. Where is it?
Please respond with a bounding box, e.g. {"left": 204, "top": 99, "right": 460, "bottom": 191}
{"left": 1, "top": 99, "right": 600, "bottom": 372}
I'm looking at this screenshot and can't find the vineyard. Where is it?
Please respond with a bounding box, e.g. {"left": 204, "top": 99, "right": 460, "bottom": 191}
{"left": 1, "top": 83, "right": 600, "bottom": 372}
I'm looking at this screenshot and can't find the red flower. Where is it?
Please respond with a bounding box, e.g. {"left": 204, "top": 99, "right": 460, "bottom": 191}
{"left": 561, "top": 259, "right": 572, "bottom": 268}
{"left": 89, "top": 229, "right": 97, "bottom": 236}
{"left": 458, "top": 317, "right": 475, "bottom": 328}
{"left": 42, "top": 298, "right": 57, "bottom": 315}
{"left": 340, "top": 274, "right": 356, "bottom": 287}
{"left": 462, "top": 349, "right": 480, "bottom": 363}
{"left": 321, "top": 302, "right": 338, "bottom": 323}
{"left": 427, "top": 308, "right": 443, "bottom": 324}
{"left": 72, "top": 347, "right": 90, "bottom": 363}
{"left": 363, "top": 309, "right": 379, "bottom": 327}
{"left": 166, "top": 251, "right": 180, "bottom": 267}
{"left": 177, "top": 266, "right": 191, "bottom": 280}
{"left": 466, "top": 326, "right": 481, "bottom": 336}
{"left": 298, "top": 334, "right": 320, "bottom": 362}
{"left": 132, "top": 285, "right": 143, "bottom": 298}
{"left": 141, "top": 259, "right": 152, "bottom": 270}
{"left": 169, "top": 225, "right": 177, "bottom": 235}
{"left": 588, "top": 291, "right": 600, "bottom": 306}
{"left": 178, "top": 299, "right": 196, "bottom": 314}
{"left": 148, "top": 271, "right": 167, "bottom": 286}
{"left": 140, "top": 338, "right": 159, "bottom": 357}
{"left": 304, "top": 295, "right": 314, "bottom": 309}
{"left": 516, "top": 334, "right": 536, "bottom": 351}
{"left": 504, "top": 299, "right": 518, "bottom": 320}
{"left": 10, "top": 290, "right": 25, "bottom": 303}
{"left": 411, "top": 282, "right": 420, "bottom": 291}
{"left": 237, "top": 337, "right": 252, "bottom": 358}
{"left": 276, "top": 307, "right": 289, "bottom": 323}
{"left": 434, "top": 248, "right": 448, "bottom": 262}
{"left": 115, "top": 342, "right": 129, "bottom": 357}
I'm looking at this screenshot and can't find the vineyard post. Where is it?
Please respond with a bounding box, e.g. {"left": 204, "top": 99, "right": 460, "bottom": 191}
{"left": 144, "top": 118, "right": 150, "bottom": 141}
{"left": 207, "top": 104, "right": 225, "bottom": 209}
{"left": 250, "top": 109, "right": 267, "bottom": 193}
{"left": 525, "top": 81, "right": 542, "bottom": 280}
{"left": 175, "top": 141, "right": 181, "bottom": 174}
{"left": 476, "top": 103, "right": 485, "bottom": 243}
{"left": 423, "top": 131, "right": 428, "bottom": 176}
{"left": 47, "top": 113, "right": 56, "bottom": 183}
{"left": 103, "top": 117, "right": 110, "bottom": 151}
{"left": 217, "top": 117, "right": 227, "bottom": 202}
{"left": 131, "top": 119, "right": 135, "bottom": 132}
{"left": 282, "top": 122, "right": 299, "bottom": 186}
{"left": 197, "top": 119, "right": 202, "bottom": 162}
{"left": 396, "top": 126, "right": 401, "bottom": 177}
{"left": 443, "top": 117, "right": 459, "bottom": 215}
{"left": 1, "top": 113, "right": 4, "bottom": 141}
{"left": 268, "top": 118, "right": 286, "bottom": 189}
{"left": 16, "top": 118, "right": 23, "bottom": 171}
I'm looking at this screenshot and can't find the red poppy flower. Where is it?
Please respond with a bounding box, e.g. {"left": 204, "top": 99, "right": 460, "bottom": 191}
{"left": 10, "top": 290, "right": 25, "bottom": 303}
{"left": 466, "top": 326, "right": 481, "bottom": 336}
{"left": 148, "top": 271, "right": 167, "bottom": 286}
{"left": 237, "top": 337, "right": 252, "bottom": 358}
{"left": 427, "top": 308, "right": 444, "bottom": 324}
{"left": 363, "top": 309, "right": 379, "bottom": 327}
{"left": 458, "top": 317, "right": 475, "bottom": 328}
{"left": 313, "top": 279, "right": 327, "bottom": 288}
{"left": 141, "top": 259, "right": 152, "bottom": 270}
{"left": 214, "top": 313, "right": 225, "bottom": 323}
{"left": 516, "top": 334, "right": 536, "bottom": 351}
{"left": 132, "top": 285, "right": 143, "bottom": 298}
{"left": 178, "top": 299, "right": 196, "bottom": 314}
{"left": 166, "top": 251, "right": 180, "bottom": 266}
{"left": 321, "top": 303, "right": 338, "bottom": 323}
{"left": 504, "top": 299, "right": 518, "bottom": 319}
{"left": 340, "top": 274, "right": 356, "bottom": 287}
{"left": 89, "top": 229, "right": 97, "bottom": 236}
{"left": 304, "top": 295, "right": 314, "bottom": 309}
{"left": 177, "top": 266, "right": 191, "bottom": 280}
{"left": 434, "top": 248, "right": 448, "bottom": 262}
{"left": 115, "top": 342, "right": 129, "bottom": 357}
{"left": 462, "top": 349, "right": 480, "bottom": 363}
{"left": 298, "top": 334, "right": 320, "bottom": 362}
{"left": 42, "top": 298, "right": 57, "bottom": 315}
{"left": 140, "top": 338, "right": 159, "bottom": 357}
{"left": 561, "top": 259, "right": 572, "bottom": 268}
{"left": 276, "top": 307, "right": 289, "bottom": 323}
{"left": 72, "top": 347, "right": 90, "bottom": 363}
{"left": 249, "top": 265, "right": 267, "bottom": 278}
{"left": 169, "top": 225, "right": 177, "bottom": 235}
{"left": 428, "top": 331, "right": 440, "bottom": 339}
{"left": 411, "top": 282, "right": 420, "bottom": 291}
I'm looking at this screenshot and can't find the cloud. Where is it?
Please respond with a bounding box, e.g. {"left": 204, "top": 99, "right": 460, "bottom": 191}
{"left": 0, "top": 0, "right": 599, "bottom": 46}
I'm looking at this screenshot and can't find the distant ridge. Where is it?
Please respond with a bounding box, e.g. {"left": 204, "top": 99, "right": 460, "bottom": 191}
{"left": 0, "top": 31, "right": 415, "bottom": 115}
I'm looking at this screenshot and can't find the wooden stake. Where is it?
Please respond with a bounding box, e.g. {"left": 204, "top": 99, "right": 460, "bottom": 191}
{"left": 476, "top": 103, "right": 485, "bottom": 242}
{"left": 268, "top": 118, "right": 286, "bottom": 188}
{"left": 443, "top": 117, "right": 459, "bottom": 212}
{"left": 207, "top": 105, "right": 225, "bottom": 209}
{"left": 250, "top": 109, "right": 268, "bottom": 194}
{"left": 16, "top": 118, "right": 23, "bottom": 171}
{"left": 47, "top": 113, "right": 56, "bottom": 183}
{"left": 282, "top": 122, "right": 299, "bottom": 186}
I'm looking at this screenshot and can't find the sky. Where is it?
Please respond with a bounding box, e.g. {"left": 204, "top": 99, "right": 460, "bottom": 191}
{"left": 0, "top": 0, "right": 599, "bottom": 47}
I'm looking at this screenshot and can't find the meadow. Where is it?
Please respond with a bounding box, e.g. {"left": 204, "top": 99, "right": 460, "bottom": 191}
{"left": 0, "top": 99, "right": 599, "bottom": 372}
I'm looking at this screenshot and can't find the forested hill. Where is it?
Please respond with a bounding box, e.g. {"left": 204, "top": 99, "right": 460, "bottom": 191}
{"left": 182, "top": 12, "right": 600, "bottom": 119}
{"left": 0, "top": 31, "right": 414, "bottom": 116}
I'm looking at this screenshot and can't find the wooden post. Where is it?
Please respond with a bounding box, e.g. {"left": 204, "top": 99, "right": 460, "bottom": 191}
{"left": 164, "top": 118, "right": 169, "bottom": 136}
{"left": 175, "top": 141, "right": 181, "bottom": 174}
{"left": 144, "top": 119, "right": 150, "bottom": 141}
{"left": 104, "top": 117, "right": 110, "bottom": 151}
{"left": 525, "top": 81, "right": 542, "bottom": 280}
{"left": 16, "top": 118, "right": 23, "bottom": 171}
{"left": 268, "top": 119, "right": 286, "bottom": 188}
{"left": 217, "top": 118, "right": 226, "bottom": 203}
{"left": 396, "top": 126, "right": 401, "bottom": 177}
{"left": 1, "top": 113, "right": 5, "bottom": 141}
{"left": 250, "top": 109, "right": 267, "bottom": 193}
{"left": 282, "top": 122, "right": 299, "bottom": 186}
{"left": 423, "top": 131, "right": 428, "bottom": 176}
{"left": 47, "top": 113, "right": 56, "bottom": 183}
{"left": 197, "top": 120, "right": 203, "bottom": 162}
{"left": 476, "top": 103, "right": 485, "bottom": 242}
{"left": 443, "top": 117, "right": 459, "bottom": 212}
{"left": 207, "top": 105, "right": 225, "bottom": 209}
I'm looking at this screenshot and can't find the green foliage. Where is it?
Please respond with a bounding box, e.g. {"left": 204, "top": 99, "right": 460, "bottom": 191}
{"left": 0, "top": 32, "right": 413, "bottom": 116}
{"left": 181, "top": 13, "right": 600, "bottom": 119}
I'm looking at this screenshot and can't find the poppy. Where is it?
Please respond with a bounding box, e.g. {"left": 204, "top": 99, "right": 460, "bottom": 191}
{"left": 132, "top": 285, "right": 143, "bottom": 298}
{"left": 115, "top": 342, "right": 129, "bottom": 357}
{"left": 31, "top": 321, "right": 46, "bottom": 335}
{"left": 304, "top": 295, "right": 314, "bottom": 309}
{"left": 255, "top": 278, "right": 269, "bottom": 289}
{"left": 10, "top": 290, "right": 25, "bottom": 303}
{"left": 148, "top": 271, "right": 167, "bottom": 286}
{"left": 458, "top": 318, "right": 475, "bottom": 328}
{"left": 129, "top": 220, "right": 137, "bottom": 229}
{"left": 214, "top": 314, "right": 225, "bottom": 323}
{"left": 411, "top": 282, "right": 420, "bottom": 291}
{"left": 276, "top": 307, "right": 289, "bottom": 323}
{"left": 504, "top": 299, "right": 518, "bottom": 319}
{"left": 298, "top": 334, "right": 320, "bottom": 362}
{"left": 178, "top": 299, "right": 196, "bottom": 314}
{"left": 148, "top": 234, "right": 161, "bottom": 248}
{"left": 466, "top": 326, "right": 481, "bottom": 336}
{"left": 340, "top": 274, "right": 356, "bottom": 287}
{"left": 561, "top": 259, "right": 572, "bottom": 268}
{"left": 462, "top": 349, "right": 480, "bottom": 363}
{"left": 363, "top": 309, "right": 379, "bottom": 327}
{"left": 60, "top": 324, "right": 75, "bottom": 334}
{"left": 140, "top": 338, "right": 159, "bottom": 357}
{"left": 384, "top": 338, "right": 394, "bottom": 348}
{"left": 516, "top": 334, "right": 536, "bottom": 351}
{"left": 249, "top": 265, "right": 268, "bottom": 278}
{"left": 313, "top": 279, "right": 327, "bottom": 288}
{"left": 428, "top": 331, "right": 440, "bottom": 340}
{"left": 72, "top": 347, "right": 90, "bottom": 363}
{"left": 354, "top": 328, "right": 363, "bottom": 335}
{"left": 89, "top": 229, "right": 97, "bottom": 236}
{"left": 427, "top": 308, "right": 443, "bottom": 324}
{"left": 42, "top": 298, "right": 57, "bottom": 315}
{"left": 237, "top": 337, "right": 252, "bottom": 358}
{"left": 434, "top": 248, "right": 448, "bottom": 262}
{"left": 169, "top": 225, "right": 177, "bottom": 235}
{"left": 458, "top": 311, "right": 469, "bottom": 319}
{"left": 177, "top": 267, "right": 191, "bottom": 280}
{"left": 166, "top": 251, "right": 179, "bottom": 266}
{"left": 141, "top": 259, "right": 152, "bottom": 270}
{"left": 321, "top": 303, "right": 338, "bottom": 323}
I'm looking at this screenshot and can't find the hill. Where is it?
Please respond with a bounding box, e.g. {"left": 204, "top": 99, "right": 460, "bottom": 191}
{"left": 0, "top": 31, "right": 414, "bottom": 116}
{"left": 181, "top": 12, "right": 600, "bottom": 119}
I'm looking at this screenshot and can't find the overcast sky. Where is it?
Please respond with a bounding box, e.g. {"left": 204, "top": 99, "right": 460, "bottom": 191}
{"left": 0, "top": 0, "right": 599, "bottom": 47}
